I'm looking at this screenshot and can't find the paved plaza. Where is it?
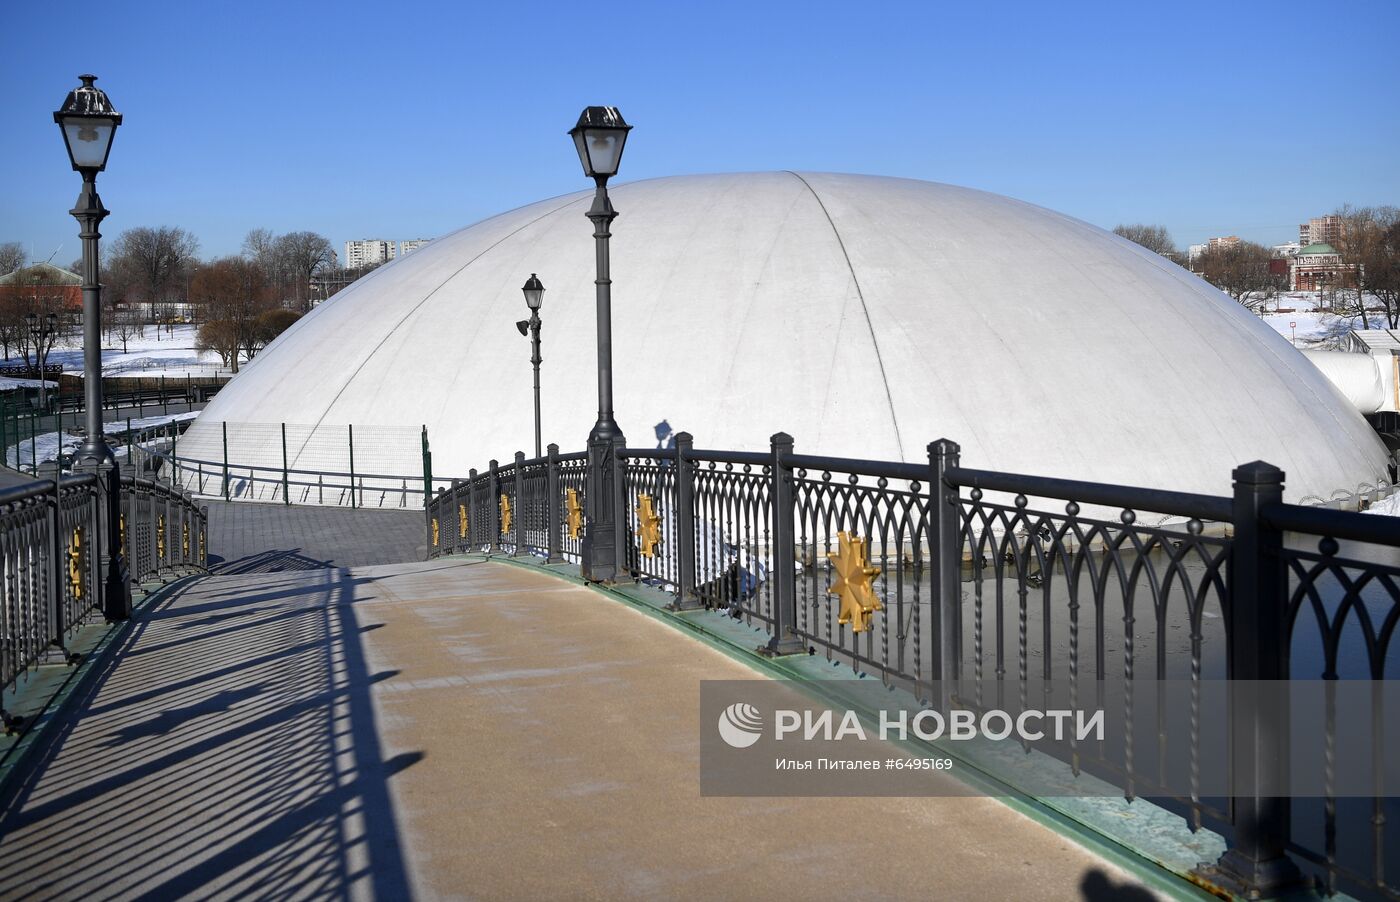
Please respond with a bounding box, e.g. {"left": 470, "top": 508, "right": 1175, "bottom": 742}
{"left": 204, "top": 500, "right": 425, "bottom": 573}
{"left": 0, "top": 552, "right": 1159, "bottom": 900}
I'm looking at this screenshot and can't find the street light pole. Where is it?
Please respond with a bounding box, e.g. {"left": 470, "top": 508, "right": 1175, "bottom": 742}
{"left": 519, "top": 274, "right": 545, "bottom": 459}
{"left": 55, "top": 74, "right": 130, "bottom": 621}
{"left": 569, "top": 107, "right": 632, "bottom": 582}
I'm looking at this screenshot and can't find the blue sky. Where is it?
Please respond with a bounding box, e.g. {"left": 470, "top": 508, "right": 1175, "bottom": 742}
{"left": 2, "top": 0, "right": 1396, "bottom": 264}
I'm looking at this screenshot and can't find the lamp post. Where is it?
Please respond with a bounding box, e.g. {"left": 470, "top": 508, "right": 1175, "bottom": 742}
{"left": 569, "top": 106, "right": 632, "bottom": 582}
{"left": 517, "top": 274, "right": 545, "bottom": 459}
{"left": 25, "top": 311, "right": 58, "bottom": 410}
{"left": 55, "top": 74, "right": 130, "bottom": 621}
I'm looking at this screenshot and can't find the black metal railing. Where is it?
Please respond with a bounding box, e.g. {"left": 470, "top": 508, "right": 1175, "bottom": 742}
{"left": 426, "top": 430, "right": 1400, "bottom": 901}
{"left": 123, "top": 418, "right": 452, "bottom": 509}
{"left": 1, "top": 472, "right": 207, "bottom": 729}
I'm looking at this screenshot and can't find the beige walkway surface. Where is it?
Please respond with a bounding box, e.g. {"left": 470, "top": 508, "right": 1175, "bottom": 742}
{"left": 0, "top": 559, "right": 1161, "bottom": 900}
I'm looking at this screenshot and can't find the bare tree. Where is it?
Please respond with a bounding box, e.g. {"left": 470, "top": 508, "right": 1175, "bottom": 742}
{"left": 253, "top": 308, "right": 302, "bottom": 353}
{"left": 311, "top": 262, "right": 380, "bottom": 304}
{"left": 1196, "top": 240, "right": 1283, "bottom": 309}
{"left": 110, "top": 305, "right": 144, "bottom": 354}
{"left": 241, "top": 229, "right": 336, "bottom": 310}
{"left": 0, "top": 267, "right": 74, "bottom": 367}
{"left": 242, "top": 227, "right": 277, "bottom": 263}
{"left": 1331, "top": 205, "right": 1400, "bottom": 329}
{"left": 275, "top": 232, "right": 335, "bottom": 311}
{"left": 1113, "top": 224, "right": 1179, "bottom": 260}
{"left": 111, "top": 226, "right": 200, "bottom": 306}
{"left": 191, "top": 257, "right": 272, "bottom": 373}
{"left": 0, "top": 242, "right": 25, "bottom": 276}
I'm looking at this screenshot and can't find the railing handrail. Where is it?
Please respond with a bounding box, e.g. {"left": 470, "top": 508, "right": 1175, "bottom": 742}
{"left": 137, "top": 448, "right": 438, "bottom": 485}
{"left": 786, "top": 452, "right": 924, "bottom": 483}
{"left": 946, "top": 464, "right": 1234, "bottom": 523}
{"left": 1263, "top": 499, "right": 1400, "bottom": 548}
{"left": 0, "top": 473, "right": 99, "bottom": 505}
{"left": 681, "top": 447, "right": 769, "bottom": 467}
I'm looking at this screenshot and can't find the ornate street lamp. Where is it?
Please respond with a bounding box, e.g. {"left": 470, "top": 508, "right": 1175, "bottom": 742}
{"left": 25, "top": 311, "right": 58, "bottom": 410}
{"left": 517, "top": 273, "right": 545, "bottom": 459}
{"left": 54, "top": 74, "right": 130, "bottom": 620}
{"left": 569, "top": 106, "right": 632, "bottom": 582}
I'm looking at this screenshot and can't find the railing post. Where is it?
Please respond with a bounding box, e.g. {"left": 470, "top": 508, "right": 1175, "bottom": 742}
{"left": 221, "top": 420, "right": 230, "bottom": 501}
{"left": 348, "top": 424, "right": 358, "bottom": 509}
{"left": 763, "top": 432, "right": 805, "bottom": 656}
{"left": 513, "top": 451, "right": 526, "bottom": 556}
{"left": 929, "top": 439, "right": 963, "bottom": 712}
{"left": 468, "top": 468, "right": 479, "bottom": 549}
{"left": 546, "top": 444, "right": 564, "bottom": 563}
{"left": 48, "top": 473, "right": 64, "bottom": 647}
{"left": 581, "top": 433, "right": 627, "bottom": 583}
{"left": 280, "top": 422, "right": 290, "bottom": 506}
{"left": 449, "top": 478, "right": 463, "bottom": 554}
{"left": 488, "top": 459, "right": 501, "bottom": 554}
{"left": 421, "top": 425, "right": 433, "bottom": 508}
{"left": 1201, "top": 460, "right": 1302, "bottom": 897}
{"left": 425, "top": 482, "right": 438, "bottom": 559}
{"left": 669, "top": 432, "right": 701, "bottom": 610}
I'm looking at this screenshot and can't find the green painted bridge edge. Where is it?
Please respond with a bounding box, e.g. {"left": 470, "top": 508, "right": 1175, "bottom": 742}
{"left": 459, "top": 550, "right": 1246, "bottom": 902}
{"left": 0, "top": 569, "right": 206, "bottom": 809}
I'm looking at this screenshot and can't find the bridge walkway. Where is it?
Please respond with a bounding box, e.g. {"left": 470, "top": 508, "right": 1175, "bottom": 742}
{"left": 0, "top": 508, "right": 1161, "bottom": 899}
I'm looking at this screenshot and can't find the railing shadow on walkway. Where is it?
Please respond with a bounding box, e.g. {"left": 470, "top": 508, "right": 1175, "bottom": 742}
{"left": 0, "top": 565, "right": 422, "bottom": 899}
{"left": 208, "top": 549, "right": 339, "bottom": 575}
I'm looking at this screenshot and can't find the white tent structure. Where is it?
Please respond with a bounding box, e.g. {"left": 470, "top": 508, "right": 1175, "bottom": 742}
{"left": 176, "top": 172, "right": 1390, "bottom": 505}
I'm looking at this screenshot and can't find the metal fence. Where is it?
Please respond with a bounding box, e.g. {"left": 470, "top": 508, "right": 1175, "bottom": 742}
{"left": 426, "top": 431, "right": 1400, "bottom": 901}
{"left": 1, "top": 472, "right": 207, "bottom": 730}
{"left": 126, "top": 419, "right": 451, "bottom": 509}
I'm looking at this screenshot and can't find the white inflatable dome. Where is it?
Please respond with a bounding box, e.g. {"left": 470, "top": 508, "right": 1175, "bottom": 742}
{"left": 179, "top": 172, "right": 1390, "bottom": 503}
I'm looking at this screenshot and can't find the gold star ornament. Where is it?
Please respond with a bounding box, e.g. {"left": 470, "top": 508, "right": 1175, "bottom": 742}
{"left": 68, "top": 529, "right": 84, "bottom": 600}
{"left": 635, "top": 493, "right": 662, "bottom": 558}
{"left": 566, "top": 488, "right": 583, "bottom": 540}
{"left": 827, "top": 531, "right": 883, "bottom": 633}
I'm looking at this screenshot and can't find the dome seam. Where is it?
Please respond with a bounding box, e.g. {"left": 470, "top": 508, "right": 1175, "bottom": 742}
{"left": 785, "top": 171, "right": 906, "bottom": 459}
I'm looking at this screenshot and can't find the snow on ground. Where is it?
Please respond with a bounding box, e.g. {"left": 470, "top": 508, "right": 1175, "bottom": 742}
{"left": 7, "top": 430, "right": 76, "bottom": 470}
{"left": 0, "top": 376, "right": 57, "bottom": 390}
{"left": 1257, "top": 292, "right": 1394, "bottom": 348}
{"left": 6, "top": 410, "right": 198, "bottom": 470}
{"left": 1364, "top": 493, "right": 1400, "bottom": 517}
{"left": 5, "top": 324, "right": 246, "bottom": 378}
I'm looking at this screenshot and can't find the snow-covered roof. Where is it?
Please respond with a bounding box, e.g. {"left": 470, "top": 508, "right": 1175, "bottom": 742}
{"left": 178, "top": 172, "right": 1391, "bottom": 502}
{"left": 1348, "top": 330, "right": 1400, "bottom": 353}
{"left": 0, "top": 262, "right": 81, "bottom": 286}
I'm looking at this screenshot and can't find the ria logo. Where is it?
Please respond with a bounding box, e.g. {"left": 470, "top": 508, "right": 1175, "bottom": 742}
{"left": 717, "top": 702, "right": 764, "bottom": 749}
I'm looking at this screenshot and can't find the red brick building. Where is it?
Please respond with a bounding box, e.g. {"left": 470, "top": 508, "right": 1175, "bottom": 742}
{"left": 1290, "top": 243, "right": 1359, "bottom": 291}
